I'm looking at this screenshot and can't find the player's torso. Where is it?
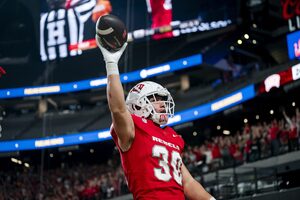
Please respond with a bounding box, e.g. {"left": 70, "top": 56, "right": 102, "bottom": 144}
{"left": 116, "top": 115, "right": 185, "bottom": 200}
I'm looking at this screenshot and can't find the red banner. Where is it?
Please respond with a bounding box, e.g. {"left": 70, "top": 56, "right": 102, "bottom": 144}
{"left": 281, "top": 0, "right": 300, "bottom": 20}
{"left": 68, "top": 39, "right": 97, "bottom": 51}
{"left": 258, "top": 67, "right": 293, "bottom": 93}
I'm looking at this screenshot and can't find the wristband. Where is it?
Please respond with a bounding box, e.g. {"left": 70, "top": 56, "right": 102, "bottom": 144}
{"left": 106, "top": 62, "right": 119, "bottom": 76}
{"left": 209, "top": 197, "right": 216, "bottom": 200}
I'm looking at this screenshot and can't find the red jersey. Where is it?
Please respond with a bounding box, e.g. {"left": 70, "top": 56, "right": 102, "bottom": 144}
{"left": 269, "top": 126, "right": 279, "bottom": 140}
{"left": 111, "top": 114, "right": 185, "bottom": 200}
{"left": 146, "top": 0, "right": 173, "bottom": 39}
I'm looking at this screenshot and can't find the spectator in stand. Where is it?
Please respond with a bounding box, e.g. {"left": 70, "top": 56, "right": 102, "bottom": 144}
{"left": 268, "top": 119, "right": 280, "bottom": 156}
{"left": 279, "top": 119, "right": 289, "bottom": 153}
{"left": 220, "top": 137, "right": 232, "bottom": 167}
{"left": 241, "top": 124, "right": 252, "bottom": 162}
{"left": 228, "top": 135, "right": 243, "bottom": 165}
{"left": 260, "top": 121, "right": 271, "bottom": 158}
{"left": 283, "top": 109, "right": 299, "bottom": 151}
{"left": 249, "top": 125, "right": 261, "bottom": 162}
{"left": 192, "top": 146, "right": 203, "bottom": 165}
{"left": 200, "top": 143, "right": 212, "bottom": 173}
{"left": 211, "top": 137, "right": 222, "bottom": 169}
{"left": 243, "top": 131, "right": 252, "bottom": 162}
{"left": 187, "top": 145, "right": 197, "bottom": 171}
{"left": 235, "top": 130, "right": 246, "bottom": 157}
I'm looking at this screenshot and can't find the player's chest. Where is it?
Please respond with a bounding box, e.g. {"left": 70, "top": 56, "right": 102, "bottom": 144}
{"left": 136, "top": 127, "right": 184, "bottom": 186}
{"left": 137, "top": 126, "right": 181, "bottom": 154}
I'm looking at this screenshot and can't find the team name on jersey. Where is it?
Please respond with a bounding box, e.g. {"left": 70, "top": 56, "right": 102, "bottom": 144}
{"left": 152, "top": 136, "right": 180, "bottom": 150}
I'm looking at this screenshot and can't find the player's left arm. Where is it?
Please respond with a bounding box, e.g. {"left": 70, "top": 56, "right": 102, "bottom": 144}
{"left": 181, "top": 163, "right": 215, "bottom": 200}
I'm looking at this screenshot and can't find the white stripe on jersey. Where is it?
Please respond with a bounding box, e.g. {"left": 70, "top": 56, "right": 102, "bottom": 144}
{"left": 48, "top": 10, "right": 55, "bottom": 22}
{"left": 40, "top": 12, "right": 48, "bottom": 61}
{"left": 57, "top": 9, "right": 65, "bottom": 19}
{"left": 74, "top": 0, "right": 96, "bottom": 13}
{"left": 68, "top": 9, "right": 79, "bottom": 56}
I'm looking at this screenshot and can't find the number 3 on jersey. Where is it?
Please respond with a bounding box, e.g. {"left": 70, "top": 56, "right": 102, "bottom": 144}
{"left": 152, "top": 145, "right": 183, "bottom": 185}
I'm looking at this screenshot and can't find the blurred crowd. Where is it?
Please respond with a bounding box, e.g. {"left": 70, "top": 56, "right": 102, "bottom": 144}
{"left": 184, "top": 108, "right": 300, "bottom": 174}
{"left": 0, "top": 108, "right": 299, "bottom": 200}
{"left": 0, "top": 159, "right": 129, "bottom": 200}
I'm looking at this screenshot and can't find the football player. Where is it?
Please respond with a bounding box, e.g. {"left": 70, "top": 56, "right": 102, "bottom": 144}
{"left": 97, "top": 39, "right": 215, "bottom": 199}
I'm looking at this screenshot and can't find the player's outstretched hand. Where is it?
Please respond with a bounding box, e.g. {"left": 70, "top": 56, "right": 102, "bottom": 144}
{"left": 96, "top": 35, "right": 127, "bottom": 75}
{"left": 96, "top": 35, "right": 127, "bottom": 65}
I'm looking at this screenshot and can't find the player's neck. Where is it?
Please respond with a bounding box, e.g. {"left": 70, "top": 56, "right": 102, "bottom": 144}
{"left": 153, "top": 122, "right": 161, "bottom": 127}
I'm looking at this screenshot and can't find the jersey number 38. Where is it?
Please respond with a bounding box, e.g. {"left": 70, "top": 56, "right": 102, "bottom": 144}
{"left": 152, "top": 145, "right": 183, "bottom": 185}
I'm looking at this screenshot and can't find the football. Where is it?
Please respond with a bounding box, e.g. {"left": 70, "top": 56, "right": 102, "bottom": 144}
{"left": 95, "top": 14, "right": 127, "bottom": 52}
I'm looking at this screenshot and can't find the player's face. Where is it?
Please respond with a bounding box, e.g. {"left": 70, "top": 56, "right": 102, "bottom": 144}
{"left": 152, "top": 100, "right": 166, "bottom": 113}
{"left": 148, "top": 95, "right": 169, "bottom": 119}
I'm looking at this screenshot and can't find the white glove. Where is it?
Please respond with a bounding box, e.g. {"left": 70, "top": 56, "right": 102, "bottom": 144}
{"left": 96, "top": 34, "right": 127, "bottom": 76}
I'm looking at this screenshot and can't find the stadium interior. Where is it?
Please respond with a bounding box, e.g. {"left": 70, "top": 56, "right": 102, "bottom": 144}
{"left": 1, "top": 0, "right": 300, "bottom": 199}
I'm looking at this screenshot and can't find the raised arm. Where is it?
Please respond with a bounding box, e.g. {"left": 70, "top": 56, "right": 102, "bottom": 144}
{"left": 96, "top": 37, "right": 134, "bottom": 152}
{"left": 282, "top": 110, "right": 292, "bottom": 127}
{"left": 181, "top": 163, "right": 215, "bottom": 200}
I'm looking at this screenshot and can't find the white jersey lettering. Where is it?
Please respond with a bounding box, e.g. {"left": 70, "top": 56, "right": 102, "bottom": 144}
{"left": 152, "top": 136, "right": 180, "bottom": 150}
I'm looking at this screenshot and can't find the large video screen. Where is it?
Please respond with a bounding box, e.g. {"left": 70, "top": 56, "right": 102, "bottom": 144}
{"left": 40, "top": 0, "right": 238, "bottom": 61}
{"left": 287, "top": 30, "right": 300, "bottom": 60}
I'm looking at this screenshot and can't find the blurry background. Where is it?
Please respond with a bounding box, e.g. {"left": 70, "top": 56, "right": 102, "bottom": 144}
{"left": 0, "top": 0, "right": 300, "bottom": 199}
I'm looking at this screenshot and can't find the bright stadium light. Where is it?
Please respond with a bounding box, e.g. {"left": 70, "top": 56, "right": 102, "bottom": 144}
{"left": 223, "top": 130, "right": 230, "bottom": 135}
{"left": 11, "top": 158, "right": 18, "bottom": 163}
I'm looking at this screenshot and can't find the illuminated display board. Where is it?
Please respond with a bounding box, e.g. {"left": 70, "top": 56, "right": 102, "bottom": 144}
{"left": 287, "top": 30, "right": 300, "bottom": 60}
{"left": 40, "top": 0, "right": 237, "bottom": 61}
